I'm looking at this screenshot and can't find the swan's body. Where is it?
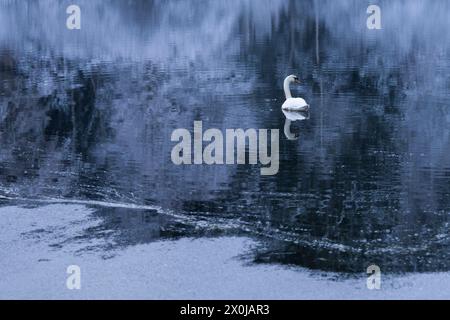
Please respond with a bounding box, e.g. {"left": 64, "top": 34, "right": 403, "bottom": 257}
{"left": 282, "top": 98, "right": 309, "bottom": 112}
{"left": 282, "top": 75, "right": 309, "bottom": 112}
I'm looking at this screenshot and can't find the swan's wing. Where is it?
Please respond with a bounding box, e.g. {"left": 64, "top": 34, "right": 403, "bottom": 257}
{"left": 282, "top": 98, "right": 309, "bottom": 111}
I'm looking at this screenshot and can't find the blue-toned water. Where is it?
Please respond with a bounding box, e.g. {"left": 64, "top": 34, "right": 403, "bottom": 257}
{"left": 0, "top": 0, "right": 449, "bottom": 273}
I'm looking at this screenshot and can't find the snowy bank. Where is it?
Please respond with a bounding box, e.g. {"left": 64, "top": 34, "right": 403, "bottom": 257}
{"left": 0, "top": 204, "right": 448, "bottom": 299}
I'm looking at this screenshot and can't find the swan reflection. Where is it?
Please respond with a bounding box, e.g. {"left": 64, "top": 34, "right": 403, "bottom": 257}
{"left": 283, "top": 109, "right": 310, "bottom": 140}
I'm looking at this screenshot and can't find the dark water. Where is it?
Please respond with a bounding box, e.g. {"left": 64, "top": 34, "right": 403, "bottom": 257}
{"left": 1, "top": 0, "right": 449, "bottom": 273}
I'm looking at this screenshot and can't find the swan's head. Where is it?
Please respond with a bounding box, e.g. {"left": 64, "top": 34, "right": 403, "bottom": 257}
{"left": 286, "top": 74, "right": 301, "bottom": 84}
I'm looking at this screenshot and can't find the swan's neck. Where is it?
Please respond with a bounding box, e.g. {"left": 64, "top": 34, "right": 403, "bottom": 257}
{"left": 284, "top": 79, "right": 292, "bottom": 99}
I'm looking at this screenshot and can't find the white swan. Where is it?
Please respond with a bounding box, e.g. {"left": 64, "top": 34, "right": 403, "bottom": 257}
{"left": 282, "top": 75, "right": 309, "bottom": 112}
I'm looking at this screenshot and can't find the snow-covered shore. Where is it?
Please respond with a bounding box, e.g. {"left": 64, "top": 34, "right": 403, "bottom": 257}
{"left": 0, "top": 204, "right": 448, "bottom": 300}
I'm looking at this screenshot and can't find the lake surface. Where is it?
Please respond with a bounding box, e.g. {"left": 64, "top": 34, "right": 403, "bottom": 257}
{"left": 0, "top": 0, "right": 449, "bottom": 274}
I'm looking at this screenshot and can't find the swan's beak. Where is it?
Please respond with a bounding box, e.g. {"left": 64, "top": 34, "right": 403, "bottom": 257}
{"left": 294, "top": 79, "right": 301, "bottom": 84}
